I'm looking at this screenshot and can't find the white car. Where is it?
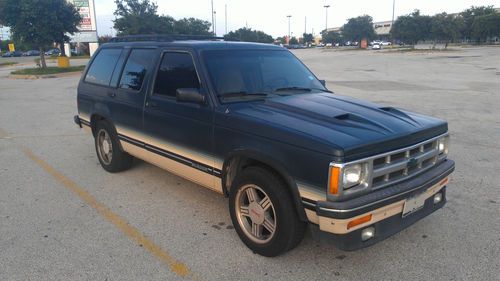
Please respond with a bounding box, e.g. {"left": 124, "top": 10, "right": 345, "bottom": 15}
{"left": 380, "top": 41, "right": 392, "bottom": 46}
{"left": 372, "top": 44, "right": 381, "bottom": 50}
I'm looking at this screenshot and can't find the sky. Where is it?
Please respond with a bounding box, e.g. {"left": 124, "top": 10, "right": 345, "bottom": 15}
{"left": 1, "top": 0, "right": 499, "bottom": 40}
{"left": 93, "top": 0, "right": 500, "bottom": 37}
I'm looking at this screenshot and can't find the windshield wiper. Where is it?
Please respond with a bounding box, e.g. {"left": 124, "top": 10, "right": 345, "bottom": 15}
{"left": 274, "top": 87, "right": 312, "bottom": 92}
{"left": 218, "top": 91, "right": 268, "bottom": 98}
{"left": 274, "top": 87, "right": 332, "bottom": 93}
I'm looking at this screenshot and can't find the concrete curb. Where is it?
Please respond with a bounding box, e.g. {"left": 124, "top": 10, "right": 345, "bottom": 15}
{"left": 8, "top": 71, "right": 83, "bottom": 80}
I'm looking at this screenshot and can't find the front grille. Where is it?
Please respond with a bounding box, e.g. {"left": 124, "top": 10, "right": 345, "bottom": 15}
{"left": 369, "top": 137, "right": 446, "bottom": 190}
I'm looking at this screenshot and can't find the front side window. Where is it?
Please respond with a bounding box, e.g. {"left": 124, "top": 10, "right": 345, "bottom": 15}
{"left": 85, "top": 48, "right": 122, "bottom": 86}
{"left": 119, "top": 49, "right": 156, "bottom": 91}
{"left": 153, "top": 52, "right": 200, "bottom": 97}
{"left": 203, "top": 50, "right": 327, "bottom": 103}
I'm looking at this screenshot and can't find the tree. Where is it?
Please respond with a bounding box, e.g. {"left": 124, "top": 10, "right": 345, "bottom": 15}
{"left": 321, "top": 30, "right": 342, "bottom": 44}
{"left": 52, "top": 0, "right": 82, "bottom": 56}
{"left": 113, "top": 0, "right": 211, "bottom": 36}
{"left": 471, "top": 13, "right": 500, "bottom": 43}
{"left": 430, "top": 13, "right": 464, "bottom": 49}
{"left": 302, "top": 33, "right": 313, "bottom": 44}
{"left": 113, "top": 0, "right": 175, "bottom": 35}
{"left": 289, "top": 37, "right": 299, "bottom": 45}
{"left": 99, "top": 35, "right": 113, "bottom": 44}
{"left": 276, "top": 37, "right": 287, "bottom": 44}
{"left": 341, "top": 15, "right": 376, "bottom": 44}
{"left": 460, "top": 6, "right": 497, "bottom": 41}
{"left": 173, "top": 18, "right": 211, "bottom": 35}
{"left": 224, "top": 28, "right": 273, "bottom": 43}
{"left": 391, "top": 10, "right": 432, "bottom": 46}
{"left": 0, "top": 0, "right": 81, "bottom": 68}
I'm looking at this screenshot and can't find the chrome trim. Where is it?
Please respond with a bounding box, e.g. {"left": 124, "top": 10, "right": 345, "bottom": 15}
{"left": 116, "top": 125, "right": 223, "bottom": 171}
{"left": 297, "top": 183, "right": 327, "bottom": 202}
{"left": 320, "top": 170, "right": 451, "bottom": 213}
{"left": 329, "top": 133, "right": 449, "bottom": 197}
{"left": 121, "top": 141, "right": 223, "bottom": 193}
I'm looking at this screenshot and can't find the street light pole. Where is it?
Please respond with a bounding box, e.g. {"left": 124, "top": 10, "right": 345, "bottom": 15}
{"left": 225, "top": 4, "right": 227, "bottom": 35}
{"left": 214, "top": 11, "right": 217, "bottom": 36}
{"left": 304, "top": 16, "right": 307, "bottom": 35}
{"left": 324, "top": 5, "right": 330, "bottom": 33}
{"left": 211, "top": 0, "right": 215, "bottom": 36}
{"left": 287, "top": 15, "right": 292, "bottom": 39}
{"left": 391, "top": 0, "right": 396, "bottom": 26}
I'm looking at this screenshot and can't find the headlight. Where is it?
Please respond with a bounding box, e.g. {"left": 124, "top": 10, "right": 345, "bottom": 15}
{"left": 438, "top": 136, "right": 449, "bottom": 155}
{"left": 343, "top": 164, "right": 363, "bottom": 188}
{"left": 342, "top": 163, "right": 368, "bottom": 189}
{"left": 329, "top": 162, "right": 369, "bottom": 195}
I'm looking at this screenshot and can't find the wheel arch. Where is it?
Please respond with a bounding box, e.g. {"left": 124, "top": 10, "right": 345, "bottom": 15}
{"left": 221, "top": 149, "right": 308, "bottom": 222}
{"left": 89, "top": 113, "right": 125, "bottom": 152}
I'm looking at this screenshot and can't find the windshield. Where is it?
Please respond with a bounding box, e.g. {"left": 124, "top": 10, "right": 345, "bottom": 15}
{"left": 202, "top": 49, "right": 327, "bottom": 103}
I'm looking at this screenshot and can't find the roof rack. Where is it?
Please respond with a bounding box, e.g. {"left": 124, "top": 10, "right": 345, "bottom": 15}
{"left": 109, "top": 34, "right": 225, "bottom": 43}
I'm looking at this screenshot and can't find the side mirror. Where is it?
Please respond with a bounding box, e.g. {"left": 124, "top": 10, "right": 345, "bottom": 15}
{"left": 319, "top": 79, "right": 326, "bottom": 87}
{"left": 176, "top": 88, "right": 205, "bottom": 104}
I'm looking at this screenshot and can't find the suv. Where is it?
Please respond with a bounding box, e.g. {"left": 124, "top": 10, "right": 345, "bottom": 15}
{"left": 75, "top": 35, "right": 454, "bottom": 257}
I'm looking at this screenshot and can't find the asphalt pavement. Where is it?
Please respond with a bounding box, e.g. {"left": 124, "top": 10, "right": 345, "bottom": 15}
{"left": 0, "top": 46, "right": 499, "bottom": 281}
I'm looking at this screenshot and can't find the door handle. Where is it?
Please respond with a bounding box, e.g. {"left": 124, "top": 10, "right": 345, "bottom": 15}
{"left": 148, "top": 101, "right": 158, "bottom": 108}
{"left": 107, "top": 91, "right": 116, "bottom": 98}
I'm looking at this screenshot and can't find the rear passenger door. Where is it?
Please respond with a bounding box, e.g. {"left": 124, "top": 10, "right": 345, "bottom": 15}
{"left": 111, "top": 47, "right": 158, "bottom": 134}
{"left": 143, "top": 49, "right": 218, "bottom": 189}
{"left": 79, "top": 48, "right": 124, "bottom": 121}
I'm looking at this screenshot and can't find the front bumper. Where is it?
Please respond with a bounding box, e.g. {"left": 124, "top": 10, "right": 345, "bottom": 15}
{"left": 304, "top": 159, "right": 455, "bottom": 250}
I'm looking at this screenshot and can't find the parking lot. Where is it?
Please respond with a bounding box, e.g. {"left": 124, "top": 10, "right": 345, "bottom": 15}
{"left": 1, "top": 46, "right": 499, "bottom": 281}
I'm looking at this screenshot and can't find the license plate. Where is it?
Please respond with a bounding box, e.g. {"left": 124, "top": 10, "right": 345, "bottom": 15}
{"left": 402, "top": 192, "right": 427, "bottom": 217}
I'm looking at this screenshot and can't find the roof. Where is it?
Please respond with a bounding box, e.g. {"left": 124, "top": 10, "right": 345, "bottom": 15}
{"left": 104, "top": 35, "right": 284, "bottom": 51}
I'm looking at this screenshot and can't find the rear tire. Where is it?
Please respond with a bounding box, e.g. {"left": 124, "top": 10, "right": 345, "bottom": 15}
{"left": 94, "top": 121, "right": 133, "bottom": 173}
{"left": 229, "top": 166, "right": 306, "bottom": 257}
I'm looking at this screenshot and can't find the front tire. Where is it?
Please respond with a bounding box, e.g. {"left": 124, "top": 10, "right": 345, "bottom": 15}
{"left": 229, "top": 166, "right": 306, "bottom": 257}
{"left": 94, "top": 121, "right": 133, "bottom": 173}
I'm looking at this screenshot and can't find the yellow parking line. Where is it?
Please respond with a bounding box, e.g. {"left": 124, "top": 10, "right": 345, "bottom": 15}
{"left": 23, "top": 148, "right": 193, "bottom": 279}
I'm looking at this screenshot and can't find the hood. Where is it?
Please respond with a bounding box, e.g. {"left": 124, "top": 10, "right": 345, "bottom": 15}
{"left": 218, "top": 92, "right": 448, "bottom": 161}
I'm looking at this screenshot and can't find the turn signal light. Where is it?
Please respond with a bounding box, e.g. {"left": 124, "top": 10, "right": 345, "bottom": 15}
{"left": 347, "top": 214, "right": 372, "bottom": 230}
{"left": 329, "top": 166, "right": 340, "bottom": 195}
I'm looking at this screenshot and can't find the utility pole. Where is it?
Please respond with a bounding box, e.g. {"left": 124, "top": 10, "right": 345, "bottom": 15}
{"left": 211, "top": 0, "right": 215, "bottom": 36}
{"left": 324, "top": 5, "right": 330, "bottom": 33}
{"left": 287, "top": 15, "right": 292, "bottom": 39}
{"left": 225, "top": 4, "right": 228, "bottom": 35}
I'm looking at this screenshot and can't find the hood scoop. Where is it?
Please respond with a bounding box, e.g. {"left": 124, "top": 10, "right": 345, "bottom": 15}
{"left": 334, "top": 113, "right": 394, "bottom": 134}
{"left": 379, "top": 107, "right": 421, "bottom": 127}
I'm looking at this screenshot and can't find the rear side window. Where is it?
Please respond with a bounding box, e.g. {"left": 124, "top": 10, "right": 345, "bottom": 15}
{"left": 119, "top": 49, "right": 156, "bottom": 91}
{"left": 153, "top": 52, "right": 200, "bottom": 97}
{"left": 85, "top": 49, "right": 122, "bottom": 86}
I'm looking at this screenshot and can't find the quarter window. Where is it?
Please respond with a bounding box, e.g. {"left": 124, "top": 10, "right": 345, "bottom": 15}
{"left": 119, "top": 49, "right": 156, "bottom": 91}
{"left": 154, "top": 52, "right": 200, "bottom": 97}
{"left": 85, "top": 48, "right": 122, "bottom": 86}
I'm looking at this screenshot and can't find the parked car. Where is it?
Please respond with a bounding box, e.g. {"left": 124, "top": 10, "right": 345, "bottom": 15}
{"left": 380, "top": 41, "right": 392, "bottom": 46}
{"left": 372, "top": 43, "right": 381, "bottom": 50}
{"left": 1, "top": 51, "right": 12, "bottom": 57}
{"left": 23, "top": 50, "right": 41, "bottom": 56}
{"left": 45, "top": 48, "right": 61, "bottom": 56}
{"left": 75, "top": 35, "right": 454, "bottom": 257}
{"left": 11, "top": 51, "right": 23, "bottom": 57}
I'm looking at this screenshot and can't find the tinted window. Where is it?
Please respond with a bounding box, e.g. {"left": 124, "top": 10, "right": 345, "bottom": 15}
{"left": 119, "top": 49, "right": 155, "bottom": 91}
{"left": 203, "top": 50, "right": 326, "bottom": 102}
{"left": 154, "top": 52, "right": 200, "bottom": 97}
{"left": 85, "top": 49, "right": 122, "bottom": 86}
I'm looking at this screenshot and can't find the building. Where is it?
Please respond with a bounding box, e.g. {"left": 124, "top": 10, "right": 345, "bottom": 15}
{"left": 325, "top": 20, "right": 393, "bottom": 40}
